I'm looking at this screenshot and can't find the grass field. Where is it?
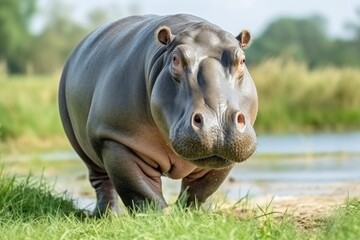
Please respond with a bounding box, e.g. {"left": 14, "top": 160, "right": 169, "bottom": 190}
{"left": 0, "top": 74, "right": 70, "bottom": 152}
{"left": 251, "top": 58, "right": 360, "bottom": 133}
{"left": 0, "top": 168, "right": 359, "bottom": 240}
{"left": 1, "top": 60, "right": 360, "bottom": 152}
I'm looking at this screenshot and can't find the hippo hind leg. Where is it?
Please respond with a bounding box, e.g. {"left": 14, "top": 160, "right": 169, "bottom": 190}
{"left": 89, "top": 168, "right": 120, "bottom": 217}
{"left": 59, "top": 73, "right": 120, "bottom": 217}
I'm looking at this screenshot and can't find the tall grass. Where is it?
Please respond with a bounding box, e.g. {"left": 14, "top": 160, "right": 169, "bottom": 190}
{"left": 0, "top": 75, "right": 68, "bottom": 151}
{"left": 0, "top": 75, "right": 60, "bottom": 138}
{"left": 0, "top": 168, "right": 81, "bottom": 221}
{"left": 251, "top": 58, "right": 360, "bottom": 132}
{"left": 1, "top": 60, "right": 360, "bottom": 151}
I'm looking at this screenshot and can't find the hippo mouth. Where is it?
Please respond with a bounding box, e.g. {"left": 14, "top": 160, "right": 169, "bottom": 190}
{"left": 191, "top": 156, "right": 236, "bottom": 169}
{"left": 180, "top": 140, "right": 257, "bottom": 169}
{"left": 169, "top": 124, "right": 257, "bottom": 169}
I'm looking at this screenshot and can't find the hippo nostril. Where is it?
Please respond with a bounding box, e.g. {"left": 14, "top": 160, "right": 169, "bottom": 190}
{"left": 194, "top": 114, "right": 202, "bottom": 124}
{"left": 236, "top": 112, "right": 246, "bottom": 133}
{"left": 192, "top": 113, "right": 203, "bottom": 130}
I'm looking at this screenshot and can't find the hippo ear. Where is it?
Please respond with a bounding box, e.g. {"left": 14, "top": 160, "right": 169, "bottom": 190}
{"left": 156, "top": 26, "right": 174, "bottom": 45}
{"left": 236, "top": 30, "right": 252, "bottom": 49}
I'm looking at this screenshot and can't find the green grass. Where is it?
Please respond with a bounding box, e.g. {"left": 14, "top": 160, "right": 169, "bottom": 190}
{"left": 251, "top": 58, "right": 360, "bottom": 133}
{"left": 0, "top": 168, "right": 82, "bottom": 221}
{"left": 0, "top": 74, "right": 70, "bottom": 152}
{"left": 318, "top": 198, "right": 360, "bottom": 240}
{"left": 0, "top": 168, "right": 360, "bottom": 240}
{"left": 0, "top": 75, "right": 61, "bottom": 138}
{"left": 0, "top": 167, "right": 302, "bottom": 240}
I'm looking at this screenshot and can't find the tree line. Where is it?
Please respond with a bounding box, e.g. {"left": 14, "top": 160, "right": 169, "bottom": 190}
{"left": 247, "top": 11, "right": 360, "bottom": 68}
{"left": 1, "top": 0, "right": 359, "bottom": 75}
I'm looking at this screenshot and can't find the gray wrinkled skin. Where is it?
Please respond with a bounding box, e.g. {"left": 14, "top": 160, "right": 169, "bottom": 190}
{"left": 59, "top": 14, "right": 258, "bottom": 216}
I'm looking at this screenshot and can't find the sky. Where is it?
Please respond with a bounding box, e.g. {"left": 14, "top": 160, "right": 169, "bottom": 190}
{"left": 33, "top": 0, "right": 359, "bottom": 38}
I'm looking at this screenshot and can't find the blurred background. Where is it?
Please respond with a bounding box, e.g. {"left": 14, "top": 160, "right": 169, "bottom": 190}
{"left": 0, "top": 0, "right": 359, "bottom": 206}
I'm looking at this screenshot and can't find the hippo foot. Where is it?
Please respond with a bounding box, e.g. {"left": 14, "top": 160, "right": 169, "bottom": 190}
{"left": 89, "top": 173, "right": 121, "bottom": 217}
{"left": 92, "top": 194, "right": 121, "bottom": 218}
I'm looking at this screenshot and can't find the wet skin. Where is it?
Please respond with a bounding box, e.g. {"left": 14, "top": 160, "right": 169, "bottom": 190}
{"left": 59, "top": 14, "right": 258, "bottom": 216}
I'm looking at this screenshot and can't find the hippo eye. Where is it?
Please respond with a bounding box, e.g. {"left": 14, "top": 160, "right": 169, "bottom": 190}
{"left": 234, "top": 49, "right": 246, "bottom": 65}
{"left": 171, "top": 52, "right": 184, "bottom": 79}
{"left": 236, "top": 51, "right": 246, "bottom": 67}
{"left": 232, "top": 50, "right": 246, "bottom": 79}
{"left": 172, "top": 53, "right": 182, "bottom": 66}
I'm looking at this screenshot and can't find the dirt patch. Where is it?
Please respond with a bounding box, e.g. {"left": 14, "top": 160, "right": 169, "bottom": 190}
{"left": 220, "top": 173, "right": 360, "bottom": 227}
{"left": 225, "top": 194, "right": 355, "bottom": 229}
{"left": 269, "top": 195, "right": 346, "bottom": 228}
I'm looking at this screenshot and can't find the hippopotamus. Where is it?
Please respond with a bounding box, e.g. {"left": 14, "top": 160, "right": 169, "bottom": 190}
{"left": 59, "top": 14, "right": 258, "bottom": 215}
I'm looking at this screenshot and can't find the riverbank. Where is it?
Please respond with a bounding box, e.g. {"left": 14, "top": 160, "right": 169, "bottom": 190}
{"left": 2, "top": 141, "right": 359, "bottom": 216}
{"left": 1, "top": 131, "right": 359, "bottom": 238}
{"left": 2, "top": 132, "right": 359, "bottom": 203}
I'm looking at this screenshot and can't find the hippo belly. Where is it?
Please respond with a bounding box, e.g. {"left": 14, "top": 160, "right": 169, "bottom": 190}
{"left": 59, "top": 14, "right": 258, "bottom": 215}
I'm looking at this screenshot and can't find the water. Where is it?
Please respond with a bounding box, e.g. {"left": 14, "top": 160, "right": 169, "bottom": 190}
{"left": 256, "top": 132, "right": 360, "bottom": 154}
{"left": 222, "top": 155, "right": 360, "bottom": 200}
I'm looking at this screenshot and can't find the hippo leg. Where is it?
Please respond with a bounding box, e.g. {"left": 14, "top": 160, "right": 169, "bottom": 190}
{"left": 177, "top": 167, "right": 233, "bottom": 207}
{"left": 89, "top": 169, "right": 120, "bottom": 217}
{"left": 101, "top": 140, "right": 167, "bottom": 212}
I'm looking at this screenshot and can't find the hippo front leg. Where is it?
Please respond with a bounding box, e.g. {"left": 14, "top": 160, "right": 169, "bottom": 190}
{"left": 101, "top": 140, "right": 167, "bottom": 213}
{"left": 177, "top": 167, "right": 233, "bottom": 207}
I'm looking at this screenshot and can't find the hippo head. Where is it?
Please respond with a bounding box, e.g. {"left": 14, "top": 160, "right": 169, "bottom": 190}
{"left": 150, "top": 22, "right": 258, "bottom": 169}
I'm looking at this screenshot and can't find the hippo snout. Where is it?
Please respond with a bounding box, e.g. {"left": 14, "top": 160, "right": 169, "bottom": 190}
{"left": 170, "top": 109, "right": 257, "bottom": 168}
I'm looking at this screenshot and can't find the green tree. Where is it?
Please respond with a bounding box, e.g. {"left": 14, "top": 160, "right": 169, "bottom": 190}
{"left": 0, "top": 0, "right": 36, "bottom": 73}
{"left": 345, "top": 7, "right": 360, "bottom": 41}
{"left": 317, "top": 7, "right": 360, "bottom": 68}
{"left": 28, "top": 1, "right": 125, "bottom": 73}
{"left": 247, "top": 16, "right": 331, "bottom": 68}
{"left": 28, "top": 1, "right": 88, "bottom": 73}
